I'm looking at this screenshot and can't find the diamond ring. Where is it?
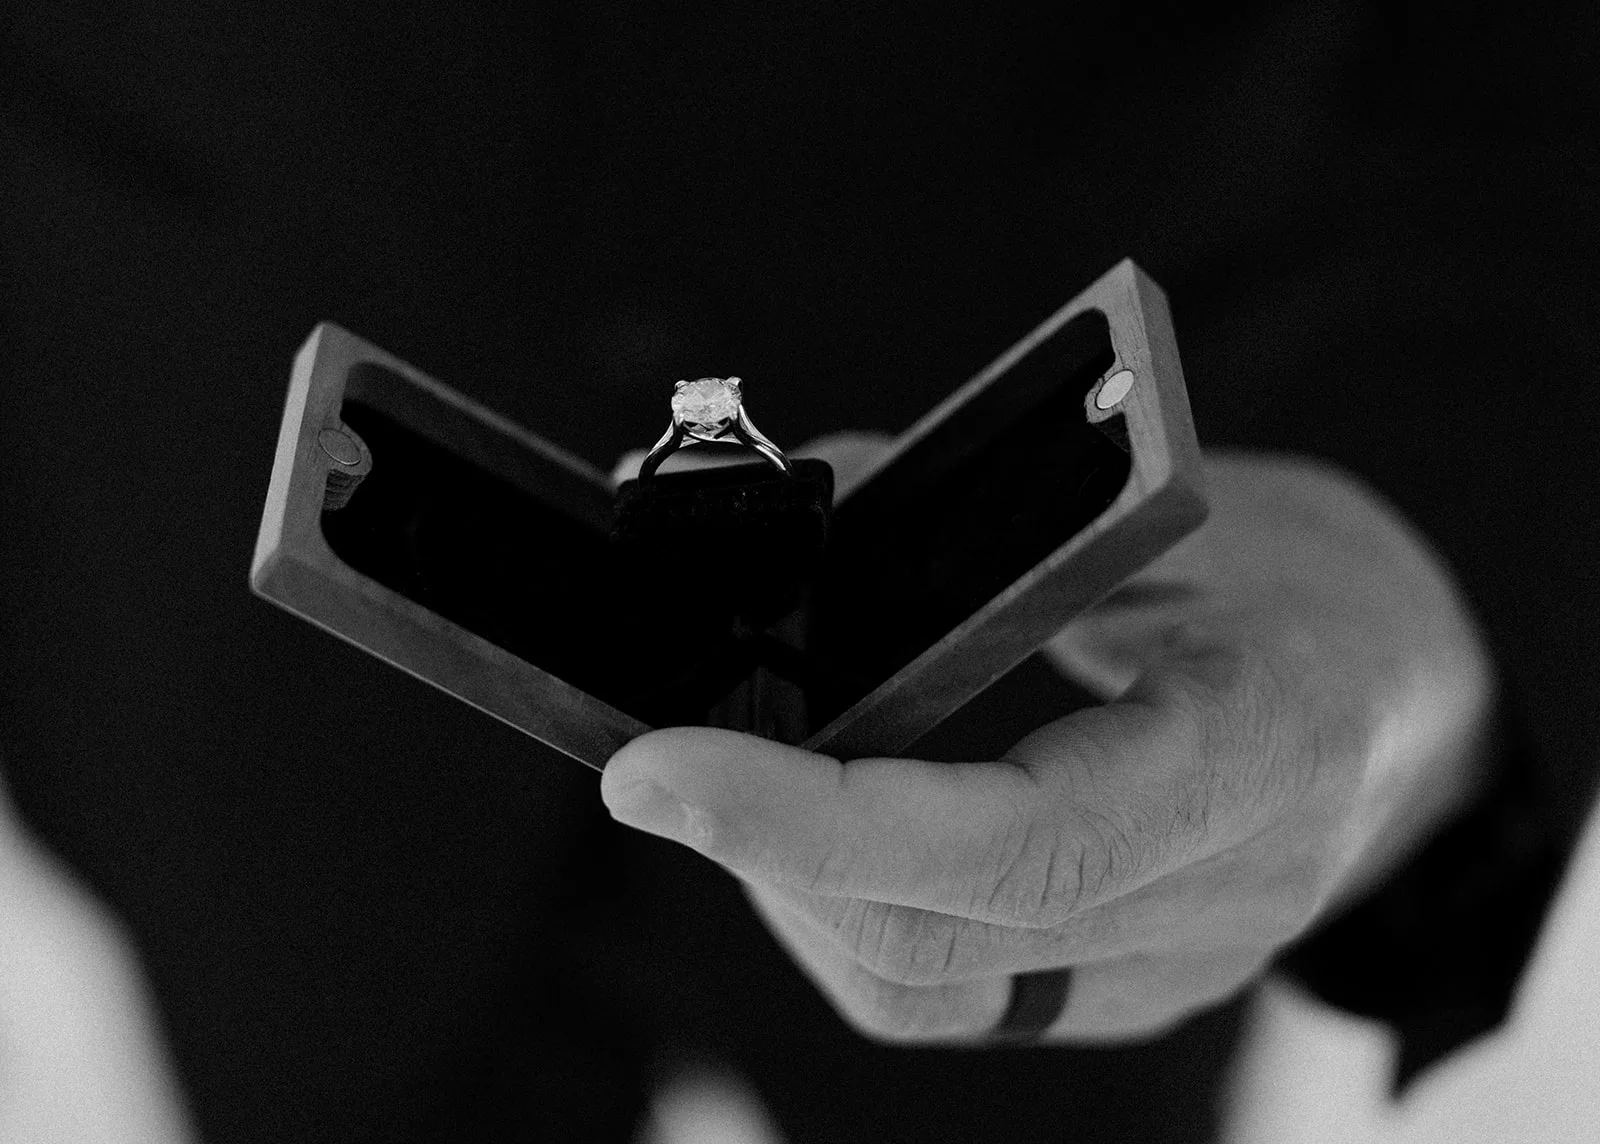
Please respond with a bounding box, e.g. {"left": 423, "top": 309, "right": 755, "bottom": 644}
{"left": 637, "top": 376, "right": 793, "bottom": 482}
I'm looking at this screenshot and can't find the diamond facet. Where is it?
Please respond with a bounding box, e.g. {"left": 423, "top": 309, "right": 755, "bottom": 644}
{"left": 672, "top": 377, "right": 741, "bottom": 435}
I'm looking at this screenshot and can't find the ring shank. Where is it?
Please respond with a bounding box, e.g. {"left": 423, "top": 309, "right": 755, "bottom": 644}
{"left": 988, "top": 969, "right": 1072, "bottom": 1044}
{"left": 637, "top": 400, "right": 792, "bottom": 482}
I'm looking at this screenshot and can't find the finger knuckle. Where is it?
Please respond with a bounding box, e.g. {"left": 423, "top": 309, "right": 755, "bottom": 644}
{"left": 840, "top": 983, "right": 941, "bottom": 1044}
{"left": 840, "top": 979, "right": 989, "bottom": 1045}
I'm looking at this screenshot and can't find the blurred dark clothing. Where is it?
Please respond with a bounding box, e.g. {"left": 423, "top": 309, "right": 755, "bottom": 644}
{"left": 2, "top": 2, "right": 1597, "bottom": 1141}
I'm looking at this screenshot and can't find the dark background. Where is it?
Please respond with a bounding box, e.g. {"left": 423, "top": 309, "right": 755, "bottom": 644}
{"left": 2, "top": 2, "right": 1597, "bottom": 1141}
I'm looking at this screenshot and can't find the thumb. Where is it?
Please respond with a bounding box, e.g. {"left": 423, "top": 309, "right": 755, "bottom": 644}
{"left": 599, "top": 726, "right": 1050, "bottom": 924}
{"left": 599, "top": 727, "right": 820, "bottom": 852}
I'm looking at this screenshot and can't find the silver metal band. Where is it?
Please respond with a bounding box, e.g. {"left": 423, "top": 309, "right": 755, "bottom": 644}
{"left": 637, "top": 378, "right": 792, "bottom": 482}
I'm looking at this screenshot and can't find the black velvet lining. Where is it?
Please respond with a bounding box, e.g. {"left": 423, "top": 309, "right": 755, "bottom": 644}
{"left": 807, "top": 308, "right": 1127, "bottom": 725}
{"left": 322, "top": 404, "right": 838, "bottom": 727}
{"left": 321, "top": 306, "right": 1129, "bottom": 741}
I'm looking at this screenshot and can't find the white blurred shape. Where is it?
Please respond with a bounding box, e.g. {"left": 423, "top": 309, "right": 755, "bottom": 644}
{"left": 635, "top": 1067, "right": 788, "bottom": 1144}
{"left": 0, "top": 787, "right": 198, "bottom": 1144}
{"left": 1225, "top": 788, "right": 1600, "bottom": 1144}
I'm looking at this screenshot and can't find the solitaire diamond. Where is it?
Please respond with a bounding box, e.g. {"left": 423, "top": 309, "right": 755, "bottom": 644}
{"left": 638, "top": 374, "right": 788, "bottom": 481}
{"left": 672, "top": 377, "right": 741, "bottom": 435}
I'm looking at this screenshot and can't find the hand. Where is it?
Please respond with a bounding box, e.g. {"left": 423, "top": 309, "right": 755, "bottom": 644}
{"left": 602, "top": 441, "right": 1499, "bottom": 1045}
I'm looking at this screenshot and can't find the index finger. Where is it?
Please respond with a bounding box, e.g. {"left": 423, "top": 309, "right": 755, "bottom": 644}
{"left": 602, "top": 669, "right": 1237, "bottom": 928}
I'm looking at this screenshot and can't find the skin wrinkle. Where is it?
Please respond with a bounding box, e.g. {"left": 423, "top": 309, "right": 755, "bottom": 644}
{"left": 1078, "top": 807, "right": 1124, "bottom": 910}
{"left": 979, "top": 814, "right": 1049, "bottom": 922}
{"left": 839, "top": 899, "right": 872, "bottom": 964}
{"left": 802, "top": 833, "right": 847, "bottom": 897}
{"left": 866, "top": 897, "right": 894, "bottom": 980}
{"left": 935, "top": 913, "right": 962, "bottom": 979}
{"left": 1159, "top": 698, "right": 1218, "bottom": 845}
{"left": 1035, "top": 737, "right": 1126, "bottom": 918}
{"left": 1186, "top": 654, "right": 1358, "bottom": 930}
{"left": 1188, "top": 642, "right": 1324, "bottom": 849}
{"left": 1272, "top": 654, "right": 1380, "bottom": 854}
{"left": 1074, "top": 847, "right": 1089, "bottom": 927}
{"left": 1234, "top": 665, "right": 1304, "bottom": 835}
{"left": 1037, "top": 824, "right": 1061, "bottom": 919}
{"left": 887, "top": 903, "right": 925, "bottom": 983}
{"left": 879, "top": 904, "right": 931, "bottom": 986}
{"left": 1021, "top": 711, "right": 1205, "bottom": 929}
{"left": 843, "top": 901, "right": 888, "bottom": 978}
{"left": 880, "top": 905, "right": 915, "bottom": 984}
{"left": 906, "top": 905, "right": 955, "bottom": 985}
{"left": 842, "top": 900, "right": 935, "bottom": 987}
{"left": 831, "top": 900, "right": 875, "bottom": 969}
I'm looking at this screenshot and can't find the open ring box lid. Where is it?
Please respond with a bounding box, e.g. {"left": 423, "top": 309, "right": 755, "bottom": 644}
{"left": 249, "top": 259, "right": 1207, "bottom": 769}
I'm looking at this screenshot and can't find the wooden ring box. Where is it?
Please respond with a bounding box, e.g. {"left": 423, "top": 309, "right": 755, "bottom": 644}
{"left": 250, "top": 259, "right": 1207, "bottom": 769}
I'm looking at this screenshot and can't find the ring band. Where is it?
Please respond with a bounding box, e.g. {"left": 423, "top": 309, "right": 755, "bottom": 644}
{"left": 988, "top": 968, "right": 1072, "bottom": 1044}
{"left": 638, "top": 376, "right": 793, "bottom": 482}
